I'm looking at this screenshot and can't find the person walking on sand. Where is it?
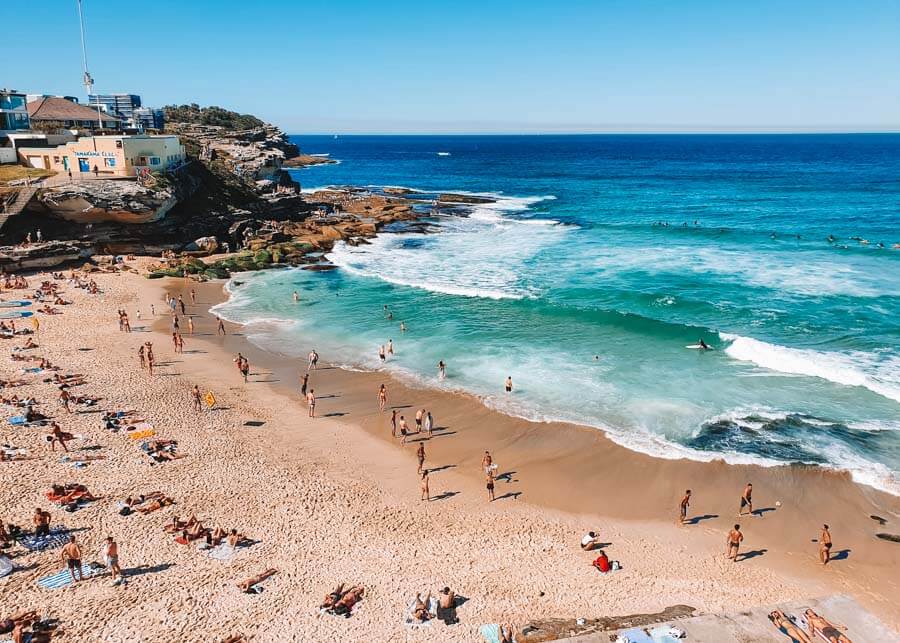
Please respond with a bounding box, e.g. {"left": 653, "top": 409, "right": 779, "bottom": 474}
{"left": 819, "top": 524, "right": 832, "bottom": 565}
{"left": 505, "top": 376, "right": 513, "bottom": 394}
{"left": 378, "top": 345, "right": 386, "bottom": 363}
{"left": 240, "top": 357, "right": 250, "bottom": 383}
{"left": 390, "top": 409, "right": 398, "bottom": 438}
{"left": 176, "top": 332, "right": 184, "bottom": 354}
{"left": 415, "top": 408, "right": 424, "bottom": 433}
{"left": 417, "top": 442, "right": 426, "bottom": 474}
{"left": 103, "top": 536, "right": 122, "bottom": 585}
{"left": 421, "top": 470, "right": 430, "bottom": 501}
{"left": 308, "top": 349, "right": 318, "bottom": 371}
{"left": 739, "top": 483, "right": 753, "bottom": 517}
{"left": 307, "top": 389, "right": 316, "bottom": 417}
{"left": 680, "top": 489, "right": 692, "bottom": 524}
{"left": 726, "top": 524, "right": 743, "bottom": 561}
{"left": 192, "top": 385, "right": 203, "bottom": 412}
{"left": 482, "top": 451, "right": 493, "bottom": 473}
{"left": 147, "top": 346, "right": 155, "bottom": 376}
{"left": 378, "top": 384, "right": 387, "bottom": 412}
{"left": 138, "top": 345, "right": 146, "bottom": 370}
{"left": 300, "top": 373, "right": 309, "bottom": 399}
{"left": 61, "top": 535, "right": 83, "bottom": 583}
{"left": 217, "top": 316, "right": 226, "bottom": 336}
{"left": 486, "top": 469, "right": 496, "bottom": 501}
{"left": 190, "top": 289, "right": 196, "bottom": 305}
{"left": 424, "top": 410, "right": 434, "bottom": 436}
{"left": 178, "top": 296, "right": 185, "bottom": 315}
{"left": 399, "top": 416, "right": 409, "bottom": 443}
{"left": 187, "top": 316, "right": 194, "bottom": 335}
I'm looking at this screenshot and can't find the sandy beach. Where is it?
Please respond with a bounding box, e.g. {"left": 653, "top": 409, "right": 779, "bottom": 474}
{"left": 1, "top": 262, "right": 898, "bottom": 642}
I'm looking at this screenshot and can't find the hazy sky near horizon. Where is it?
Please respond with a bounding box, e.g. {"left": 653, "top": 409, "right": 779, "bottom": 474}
{"left": 6, "top": 0, "right": 900, "bottom": 133}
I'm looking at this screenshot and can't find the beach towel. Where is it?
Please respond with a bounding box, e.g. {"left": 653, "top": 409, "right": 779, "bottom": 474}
{"left": 404, "top": 596, "right": 439, "bottom": 627}
{"left": 649, "top": 625, "right": 685, "bottom": 642}
{"left": 7, "top": 416, "right": 27, "bottom": 425}
{"left": 208, "top": 543, "right": 239, "bottom": 561}
{"left": 130, "top": 429, "right": 156, "bottom": 440}
{"left": 480, "top": 624, "right": 502, "bottom": 643}
{"left": 37, "top": 562, "right": 103, "bottom": 588}
{"left": 617, "top": 628, "right": 655, "bottom": 643}
{"left": 18, "top": 527, "right": 70, "bottom": 552}
{"left": 0, "top": 555, "right": 13, "bottom": 578}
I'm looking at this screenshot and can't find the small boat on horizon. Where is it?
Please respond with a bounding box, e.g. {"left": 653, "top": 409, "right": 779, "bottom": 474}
{"left": 437, "top": 152, "right": 451, "bottom": 156}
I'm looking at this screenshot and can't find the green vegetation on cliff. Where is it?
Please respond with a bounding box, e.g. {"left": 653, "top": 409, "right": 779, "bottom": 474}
{"left": 163, "top": 103, "right": 264, "bottom": 130}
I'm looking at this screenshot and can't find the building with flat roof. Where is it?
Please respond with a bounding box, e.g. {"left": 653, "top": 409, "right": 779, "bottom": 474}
{"left": 88, "top": 94, "right": 140, "bottom": 121}
{"left": 1, "top": 89, "right": 31, "bottom": 134}
{"left": 133, "top": 107, "right": 165, "bottom": 131}
{"left": 18, "top": 134, "right": 185, "bottom": 177}
{"left": 27, "top": 96, "right": 120, "bottom": 132}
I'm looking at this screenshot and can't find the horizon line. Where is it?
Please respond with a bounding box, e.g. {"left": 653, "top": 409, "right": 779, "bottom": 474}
{"left": 286, "top": 129, "right": 900, "bottom": 136}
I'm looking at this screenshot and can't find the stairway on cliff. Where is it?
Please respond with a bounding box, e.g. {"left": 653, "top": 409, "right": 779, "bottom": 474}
{"left": 0, "top": 186, "right": 38, "bottom": 233}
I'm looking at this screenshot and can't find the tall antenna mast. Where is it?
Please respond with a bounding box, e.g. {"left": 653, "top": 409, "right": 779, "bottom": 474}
{"left": 76, "top": 0, "right": 104, "bottom": 131}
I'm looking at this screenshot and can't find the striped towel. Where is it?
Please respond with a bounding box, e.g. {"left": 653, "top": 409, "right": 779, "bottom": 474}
{"left": 18, "top": 527, "right": 69, "bottom": 552}
{"left": 37, "top": 563, "right": 103, "bottom": 589}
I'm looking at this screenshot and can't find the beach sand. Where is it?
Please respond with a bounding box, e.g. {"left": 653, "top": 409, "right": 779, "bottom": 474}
{"left": 1, "top": 263, "right": 898, "bottom": 642}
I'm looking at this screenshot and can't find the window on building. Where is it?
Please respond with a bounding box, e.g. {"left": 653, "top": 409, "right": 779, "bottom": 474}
{"left": 115, "top": 140, "right": 123, "bottom": 149}
{"left": 53, "top": 156, "right": 60, "bottom": 163}
{"left": 104, "top": 158, "right": 116, "bottom": 167}
{"left": 150, "top": 157, "right": 160, "bottom": 165}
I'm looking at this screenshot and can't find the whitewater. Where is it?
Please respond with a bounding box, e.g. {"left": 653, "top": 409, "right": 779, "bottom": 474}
{"left": 214, "top": 134, "right": 900, "bottom": 495}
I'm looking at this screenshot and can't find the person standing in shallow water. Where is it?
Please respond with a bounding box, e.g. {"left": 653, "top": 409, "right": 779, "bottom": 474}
{"left": 438, "top": 361, "right": 446, "bottom": 380}
{"left": 505, "top": 376, "right": 513, "bottom": 394}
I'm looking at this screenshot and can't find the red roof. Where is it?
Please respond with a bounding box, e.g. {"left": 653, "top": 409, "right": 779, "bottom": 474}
{"left": 27, "top": 97, "right": 121, "bottom": 123}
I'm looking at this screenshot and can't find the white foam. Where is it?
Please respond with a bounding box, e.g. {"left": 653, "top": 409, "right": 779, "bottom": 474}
{"left": 721, "top": 334, "right": 900, "bottom": 403}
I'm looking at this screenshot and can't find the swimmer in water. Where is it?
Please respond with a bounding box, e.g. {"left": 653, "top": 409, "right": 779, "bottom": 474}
{"left": 400, "top": 321, "right": 407, "bottom": 332}
{"left": 293, "top": 291, "right": 299, "bottom": 302}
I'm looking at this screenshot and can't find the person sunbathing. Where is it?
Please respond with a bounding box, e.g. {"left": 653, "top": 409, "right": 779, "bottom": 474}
{"left": 320, "top": 583, "right": 346, "bottom": 609}
{"left": 769, "top": 610, "right": 812, "bottom": 643}
{"left": 1, "top": 379, "right": 29, "bottom": 388}
{"left": 226, "top": 529, "right": 243, "bottom": 548}
{"left": 38, "top": 306, "right": 61, "bottom": 315}
{"left": 804, "top": 609, "right": 852, "bottom": 643}
{"left": 135, "top": 495, "right": 174, "bottom": 514}
{"left": 332, "top": 586, "right": 364, "bottom": 615}
{"left": 48, "top": 483, "right": 95, "bottom": 505}
{"left": 210, "top": 526, "right": 227, "bottom": 546}
{"left": 413, "top": 593, "right": 432, "bottom": 622}
{"left": 238, "top": 569, "right": 277, "bottom": 593}
{"left": 21, "top": 338, "right": 38, "bottom": 349}
{"left": 26, "top": 407, "right": 48, "bottom": 423}
{"left": 0, "top": 611, "right": 40, "bottom": 636}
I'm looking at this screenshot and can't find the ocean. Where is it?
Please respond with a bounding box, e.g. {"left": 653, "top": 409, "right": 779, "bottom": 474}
{"left": 213, "top": 134, "right": 900, "bottom": 495}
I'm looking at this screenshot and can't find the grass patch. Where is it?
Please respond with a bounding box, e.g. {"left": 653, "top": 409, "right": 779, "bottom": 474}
{"left": 0, "top": 165, "right": 56, "bottom": 186}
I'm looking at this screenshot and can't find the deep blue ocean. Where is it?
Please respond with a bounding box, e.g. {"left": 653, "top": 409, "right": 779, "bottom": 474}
{"left": 214, "top": 134, "right": 900, "bottom": 494}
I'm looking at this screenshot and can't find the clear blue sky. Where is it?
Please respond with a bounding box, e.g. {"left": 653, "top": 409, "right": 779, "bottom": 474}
{"left": 6, "top": 0, "right": 900, "bottom": 133}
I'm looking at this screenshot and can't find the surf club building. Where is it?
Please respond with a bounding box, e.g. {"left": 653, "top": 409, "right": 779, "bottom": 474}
{"left": 17, "top": 134, "right": 186, "bottom": 177}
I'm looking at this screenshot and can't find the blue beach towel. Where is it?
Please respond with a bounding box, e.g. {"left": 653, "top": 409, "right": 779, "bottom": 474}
{"left": 618, "top": 628, "right": 655, "bottom": 643}
{"left": 649, "top": 625, "right": 685, "bottom": 642}
{"left": 37, "top": 563, "right": 103, "bottom": 589}
{"left": 480, "top": 624, "right": 501, "bottom": 643}
{"left": 18, "top": 527, "right": 70, "bottom": 552}
{"left": 8, "top": 416, "right": 27, "bottom": 425}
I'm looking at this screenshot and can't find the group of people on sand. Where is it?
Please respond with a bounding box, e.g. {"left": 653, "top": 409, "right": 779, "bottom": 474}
{"left": 769, "top": 608, "right": 853, "bottom": 643}
{"left": 678, "top": 483, "right": 836, "bottom": 566}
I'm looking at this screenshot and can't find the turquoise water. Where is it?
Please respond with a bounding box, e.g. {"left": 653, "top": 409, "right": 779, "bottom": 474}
{"left": 214, "top": 135, "right": 900, "bottom": 494}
